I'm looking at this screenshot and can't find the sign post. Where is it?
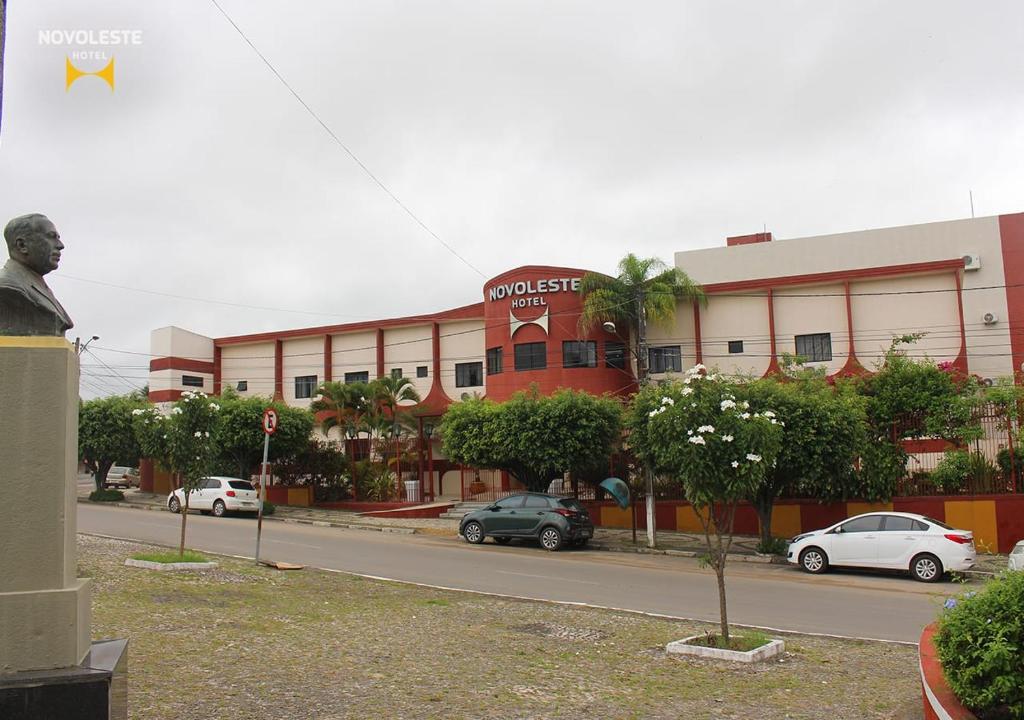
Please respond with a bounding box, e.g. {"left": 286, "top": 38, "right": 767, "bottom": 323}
{"left": 255, "top": 408, "right": 278, "bottom": 564}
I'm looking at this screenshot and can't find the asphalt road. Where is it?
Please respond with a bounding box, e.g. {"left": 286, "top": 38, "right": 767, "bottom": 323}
{"left": 77, "top": 503, "right": 951, "bottom": 643}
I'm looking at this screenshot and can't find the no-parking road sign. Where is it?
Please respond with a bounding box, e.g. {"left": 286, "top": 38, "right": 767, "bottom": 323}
{"left": 262, "top": 408, "right": 278, "bottom": 435}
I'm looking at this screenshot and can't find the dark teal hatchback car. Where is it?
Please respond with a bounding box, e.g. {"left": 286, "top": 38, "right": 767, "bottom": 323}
{"left": 459, "top": 492, "right": 594, "bottom": 551}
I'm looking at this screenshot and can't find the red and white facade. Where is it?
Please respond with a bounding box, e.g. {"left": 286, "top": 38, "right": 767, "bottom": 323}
{"left": 149, "top": 212, "right": 1024, "bottom": 498}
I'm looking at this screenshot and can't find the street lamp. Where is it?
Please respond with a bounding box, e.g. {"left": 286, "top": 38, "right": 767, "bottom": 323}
{"left": 75, "top": 335, "right": 99, "bottom": 355}
{"left": 602, "top": 321, "right": 616, "bottom": 334}
{"left": 424, "top": 422, "right": 435, "bottom": 502}
{"left": 346, "top": 423, "right": 358, "bottom": 500}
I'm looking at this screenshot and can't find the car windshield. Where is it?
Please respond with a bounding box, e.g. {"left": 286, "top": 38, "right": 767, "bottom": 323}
{"left": 228, "top": 481, "right": 254, "bottom": 490}
{"left": 923, "top": 516, "right": 954, "bottom": 530}
{"left": 109, "top": 467, "right": 130, "bottom": 474}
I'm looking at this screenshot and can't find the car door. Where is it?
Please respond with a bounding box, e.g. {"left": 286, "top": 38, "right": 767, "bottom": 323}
{"left": 190, "top": 478, "right": 215, "bottom": 509}
{"left": 876, "top": 515, "right": 927, "bottom": 568}
{"left": 829, "top": 515, "right": 883, "bottom": 566}
{"left": 481, "top": 495, "right": 525, "bottom": 534}
{"left": 516, "top": 494, "right": 554, "bottom": 534}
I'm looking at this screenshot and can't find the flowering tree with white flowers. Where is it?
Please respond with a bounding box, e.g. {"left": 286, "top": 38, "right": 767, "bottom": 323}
{"left": 132, "top": 391, "right": 220, "bottom": 557}
{"left": 628, "top": 365, "right": 783, "bottom": 642}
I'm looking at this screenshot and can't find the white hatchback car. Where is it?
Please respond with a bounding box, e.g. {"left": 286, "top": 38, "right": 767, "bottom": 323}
{"left": 787, "top": 511, "right": 976, "bottom": 582}
{"left": 1010, "top": 541, "right": 1024, "bottom": 571}
{"left": 167, "top": 477, "right": 260, "bottom": 517}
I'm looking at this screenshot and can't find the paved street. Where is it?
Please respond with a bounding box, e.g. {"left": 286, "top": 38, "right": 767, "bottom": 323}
{"left": 78, "top": 503, "right": 955, "bottom": 643}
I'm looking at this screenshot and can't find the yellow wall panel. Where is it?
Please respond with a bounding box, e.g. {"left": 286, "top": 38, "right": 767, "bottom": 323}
{"left": 770, "top": 505, "right": 802, "bottom": 539}
{"left": 677, "top": 505, "right": 710, "bottom": 533}
{"left": 944, "top": 500, "right": 998, "bottom": 554}
{"left": 847, "top": 502, "right": 893, "bottom": 517}
{"left": 600, "top": 505, "right": 633, "bottom": 529}
{"left": 287, "top": 487, "right": 311, "bottom": 507}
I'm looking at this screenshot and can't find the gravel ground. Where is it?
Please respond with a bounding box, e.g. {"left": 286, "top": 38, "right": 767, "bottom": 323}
{"left": 79, "top": 534, "right": 924, "bottom": 720}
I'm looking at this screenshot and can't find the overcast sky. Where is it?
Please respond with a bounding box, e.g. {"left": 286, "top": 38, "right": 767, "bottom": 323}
{"left": 1, "top": 1, "right": 1022, "bottom": 397}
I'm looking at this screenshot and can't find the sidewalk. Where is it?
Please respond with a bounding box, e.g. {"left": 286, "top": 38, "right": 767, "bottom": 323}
{"left": 78, "top": 487, "right": 1007, "bottom": 574}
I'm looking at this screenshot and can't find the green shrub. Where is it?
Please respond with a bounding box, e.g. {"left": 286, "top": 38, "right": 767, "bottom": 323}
{"left": 933, "top": 450, "right": 1000, "bottom": 493}
{"left": 262, "top": 500, "right": 276, "bottom": 515}
{"left": 89, "top": 488, "right": 125, "bottom": 502}
{"left": 755, "top": 537, "right": 788, "bottom": 556}
{"left": 996, "top": 448, "right": 1024, "bottom": 486}
{"left": 935, "top": 571, "right": 1024, "bottom": 719}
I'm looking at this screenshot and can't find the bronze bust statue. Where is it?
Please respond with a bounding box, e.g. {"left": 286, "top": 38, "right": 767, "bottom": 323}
{"left": 0, "top": 213, "right": 73, "bottom": 336}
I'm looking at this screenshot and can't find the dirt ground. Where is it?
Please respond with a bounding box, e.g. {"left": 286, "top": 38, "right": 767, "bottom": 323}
{"left": 79, "top": 534, "right": 924, "bottom": 720}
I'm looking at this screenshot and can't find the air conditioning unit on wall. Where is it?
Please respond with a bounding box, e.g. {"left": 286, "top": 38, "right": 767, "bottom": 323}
{"left": 963, "top": 254, "right": 981, "bottom": 271}
{"left": 983, "top": 312, "right": 999, "bottom": 325}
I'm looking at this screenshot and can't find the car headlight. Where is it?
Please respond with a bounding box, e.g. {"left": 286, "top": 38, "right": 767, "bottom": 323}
{"left": 790, "top": 534, "right": 812, "bottom": 544}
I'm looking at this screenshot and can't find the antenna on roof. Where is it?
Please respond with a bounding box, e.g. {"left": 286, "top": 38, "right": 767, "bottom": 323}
{"left": 970, "top": 190, "right": 975, "bottom": 218}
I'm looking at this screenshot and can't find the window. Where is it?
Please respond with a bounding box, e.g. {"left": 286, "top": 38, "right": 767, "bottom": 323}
{"left": 294, "top": 374, "right": 317, "bottom": 399}
{"left": 648, "top": 346, "right": 682, "bottom": 374}
{"left": 391, "top": 368, "right": 403, "bottom": 379}
{"left": 795, "top": 332, "right": 832, "bottom": 362}
{"left": 228, "top": 480, "right": 255, "bottom": 491}
{"left": 839, "top": 516, "right": 882, "bottom": 533}
{"left": 728, "top": 340, "right": 744, "bottom": 354}
{"left": 200, "top": 478, "right": 220, "bottom": 490}
{"left": 493, "top": 495, "right": 525, "bottom": 509}
{"left": 236, "top": 380, "right": 248, "bottom": 392}
{"left": 605, "top": 341, "right": 626, "bottom": 370}
{"left": 514, "top": 342, "right": 547, "bottom": 371}
{"left": 563, "top": 340, "right": 597, "bottom": 368}
{"left": 416, "top": 366, "right": 428, "bottom": 378}
{"left": 486, "top": 347, "right": 503, "bottom": 375}
{"left": 881, "top": 516, "right": 920, "bottom": 532}
{"left": 455, "top": 362, "right": 483, "bottom": 388}
{"left": 344, "top": 371, "right": 369, "bottom": 384}
{"left": 523, "top": 494, "right": 552, "bottom": 508}
{"left": 182, "top": 375, "right": 204, "bottom": 388}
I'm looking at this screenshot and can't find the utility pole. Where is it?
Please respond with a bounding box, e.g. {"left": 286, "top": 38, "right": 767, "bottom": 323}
{"left": 636, "top": 290, "right": 657, "bottom": 548}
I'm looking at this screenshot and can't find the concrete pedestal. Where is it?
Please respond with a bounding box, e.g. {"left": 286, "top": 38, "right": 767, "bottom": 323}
{"left": 0, "top": 338, "right": 91, "bottom": 672}
{"left": 0, "top": 638, "right": 128, "bottom": 720}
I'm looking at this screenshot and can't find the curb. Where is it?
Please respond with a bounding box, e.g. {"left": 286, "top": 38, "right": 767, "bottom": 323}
{"left": 919, "top": 623, "right": 976, "bottom": 720}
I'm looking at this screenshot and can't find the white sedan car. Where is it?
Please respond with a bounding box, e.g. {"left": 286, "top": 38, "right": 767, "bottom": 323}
{"left": 787, "top": 511, "right": 975, "bottom": 582}
{"left": 167, "top": 476, "right": 260, "bottom": 517}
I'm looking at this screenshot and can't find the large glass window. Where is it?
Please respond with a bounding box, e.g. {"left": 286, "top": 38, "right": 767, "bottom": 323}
{"left": 344, "top": 371, "right": 369, "bottom": 384}
{"left": 795, "top": 333, "right": 832, "bottom": 362}
{"left": 563, "top": 341, "right": 597, "bottom": 368}
{"left": 605, "top": 341, "right": 626, "bottom": 370}
{"left": 294, "top": 374, "right": 317, "bottom": 398}
{"left": 514, "top": 342, "right": 547, "bottom": 371}
{"left": 486, "top": 347, "right": 503, "bottom": 375}
{"left": 455, "top": 362, "right": 483, "bottom": 388}
{"left": 648, "top": 346, "right": 682, "bottom": 374}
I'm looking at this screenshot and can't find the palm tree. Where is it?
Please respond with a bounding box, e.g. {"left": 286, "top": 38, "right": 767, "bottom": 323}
{"left": 310, "top": 380, "right": 370, "bottom": 439}
{"left": 578, "top": 254, "right": 704, "bottom": 548}
{"left": 578, "top": 253, "right": 705, "bottom": 379}
{"left": 368, "top": 376, "right": 421, "bottom": 498}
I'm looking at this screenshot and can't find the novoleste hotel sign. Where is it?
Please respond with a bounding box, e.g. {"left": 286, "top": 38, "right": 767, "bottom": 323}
{"left": 488, "top": 277, "right": 581, "bottom": 308}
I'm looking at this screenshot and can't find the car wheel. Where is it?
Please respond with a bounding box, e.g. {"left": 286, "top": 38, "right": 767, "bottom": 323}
{"left": 463, "top": 521, "right": 484, "bottom": 544}
{"left": 911, "top": 553, "right": 944, "bottom": 582}
{"left": 493, "top": 536, "right": 512, "bottom": 545}
{"left": 539, "top": 526, "right": 564, "bottom": 551}
{"left": 168, "top": 496, "right": 181, "bottom": 513}
{"left": 799, "top": 547, "right": 828, "bottom": 574}
{"left": 212, "top": 500, "right": 227, "bottom": 518}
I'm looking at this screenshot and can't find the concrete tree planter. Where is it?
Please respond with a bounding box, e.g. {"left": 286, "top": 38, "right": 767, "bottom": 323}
{"left": 124, "top": 558, "right": 218, "bottom": 572}
{"left": 919, "top": 623, "right": 977, "bottom": 720}
{"left": 666, "top": 634, "right": 785, "bottom": 663}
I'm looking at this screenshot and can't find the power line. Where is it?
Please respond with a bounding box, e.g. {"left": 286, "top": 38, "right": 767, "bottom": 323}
{"left": 207, "top": 0, "right": 486, "bottom": 279}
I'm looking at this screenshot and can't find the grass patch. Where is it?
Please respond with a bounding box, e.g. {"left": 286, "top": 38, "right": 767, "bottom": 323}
{"left": 131, "top": 550, "right": 209, "bottom": 564}
{"left": 686, "top": 629, "right": 773, "bottom": 652}
{"left": 89, "top": 488, "right": 125, "bottom": 502}
{"left": 80, "top": 535, "right": 923, "bottom": 720}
